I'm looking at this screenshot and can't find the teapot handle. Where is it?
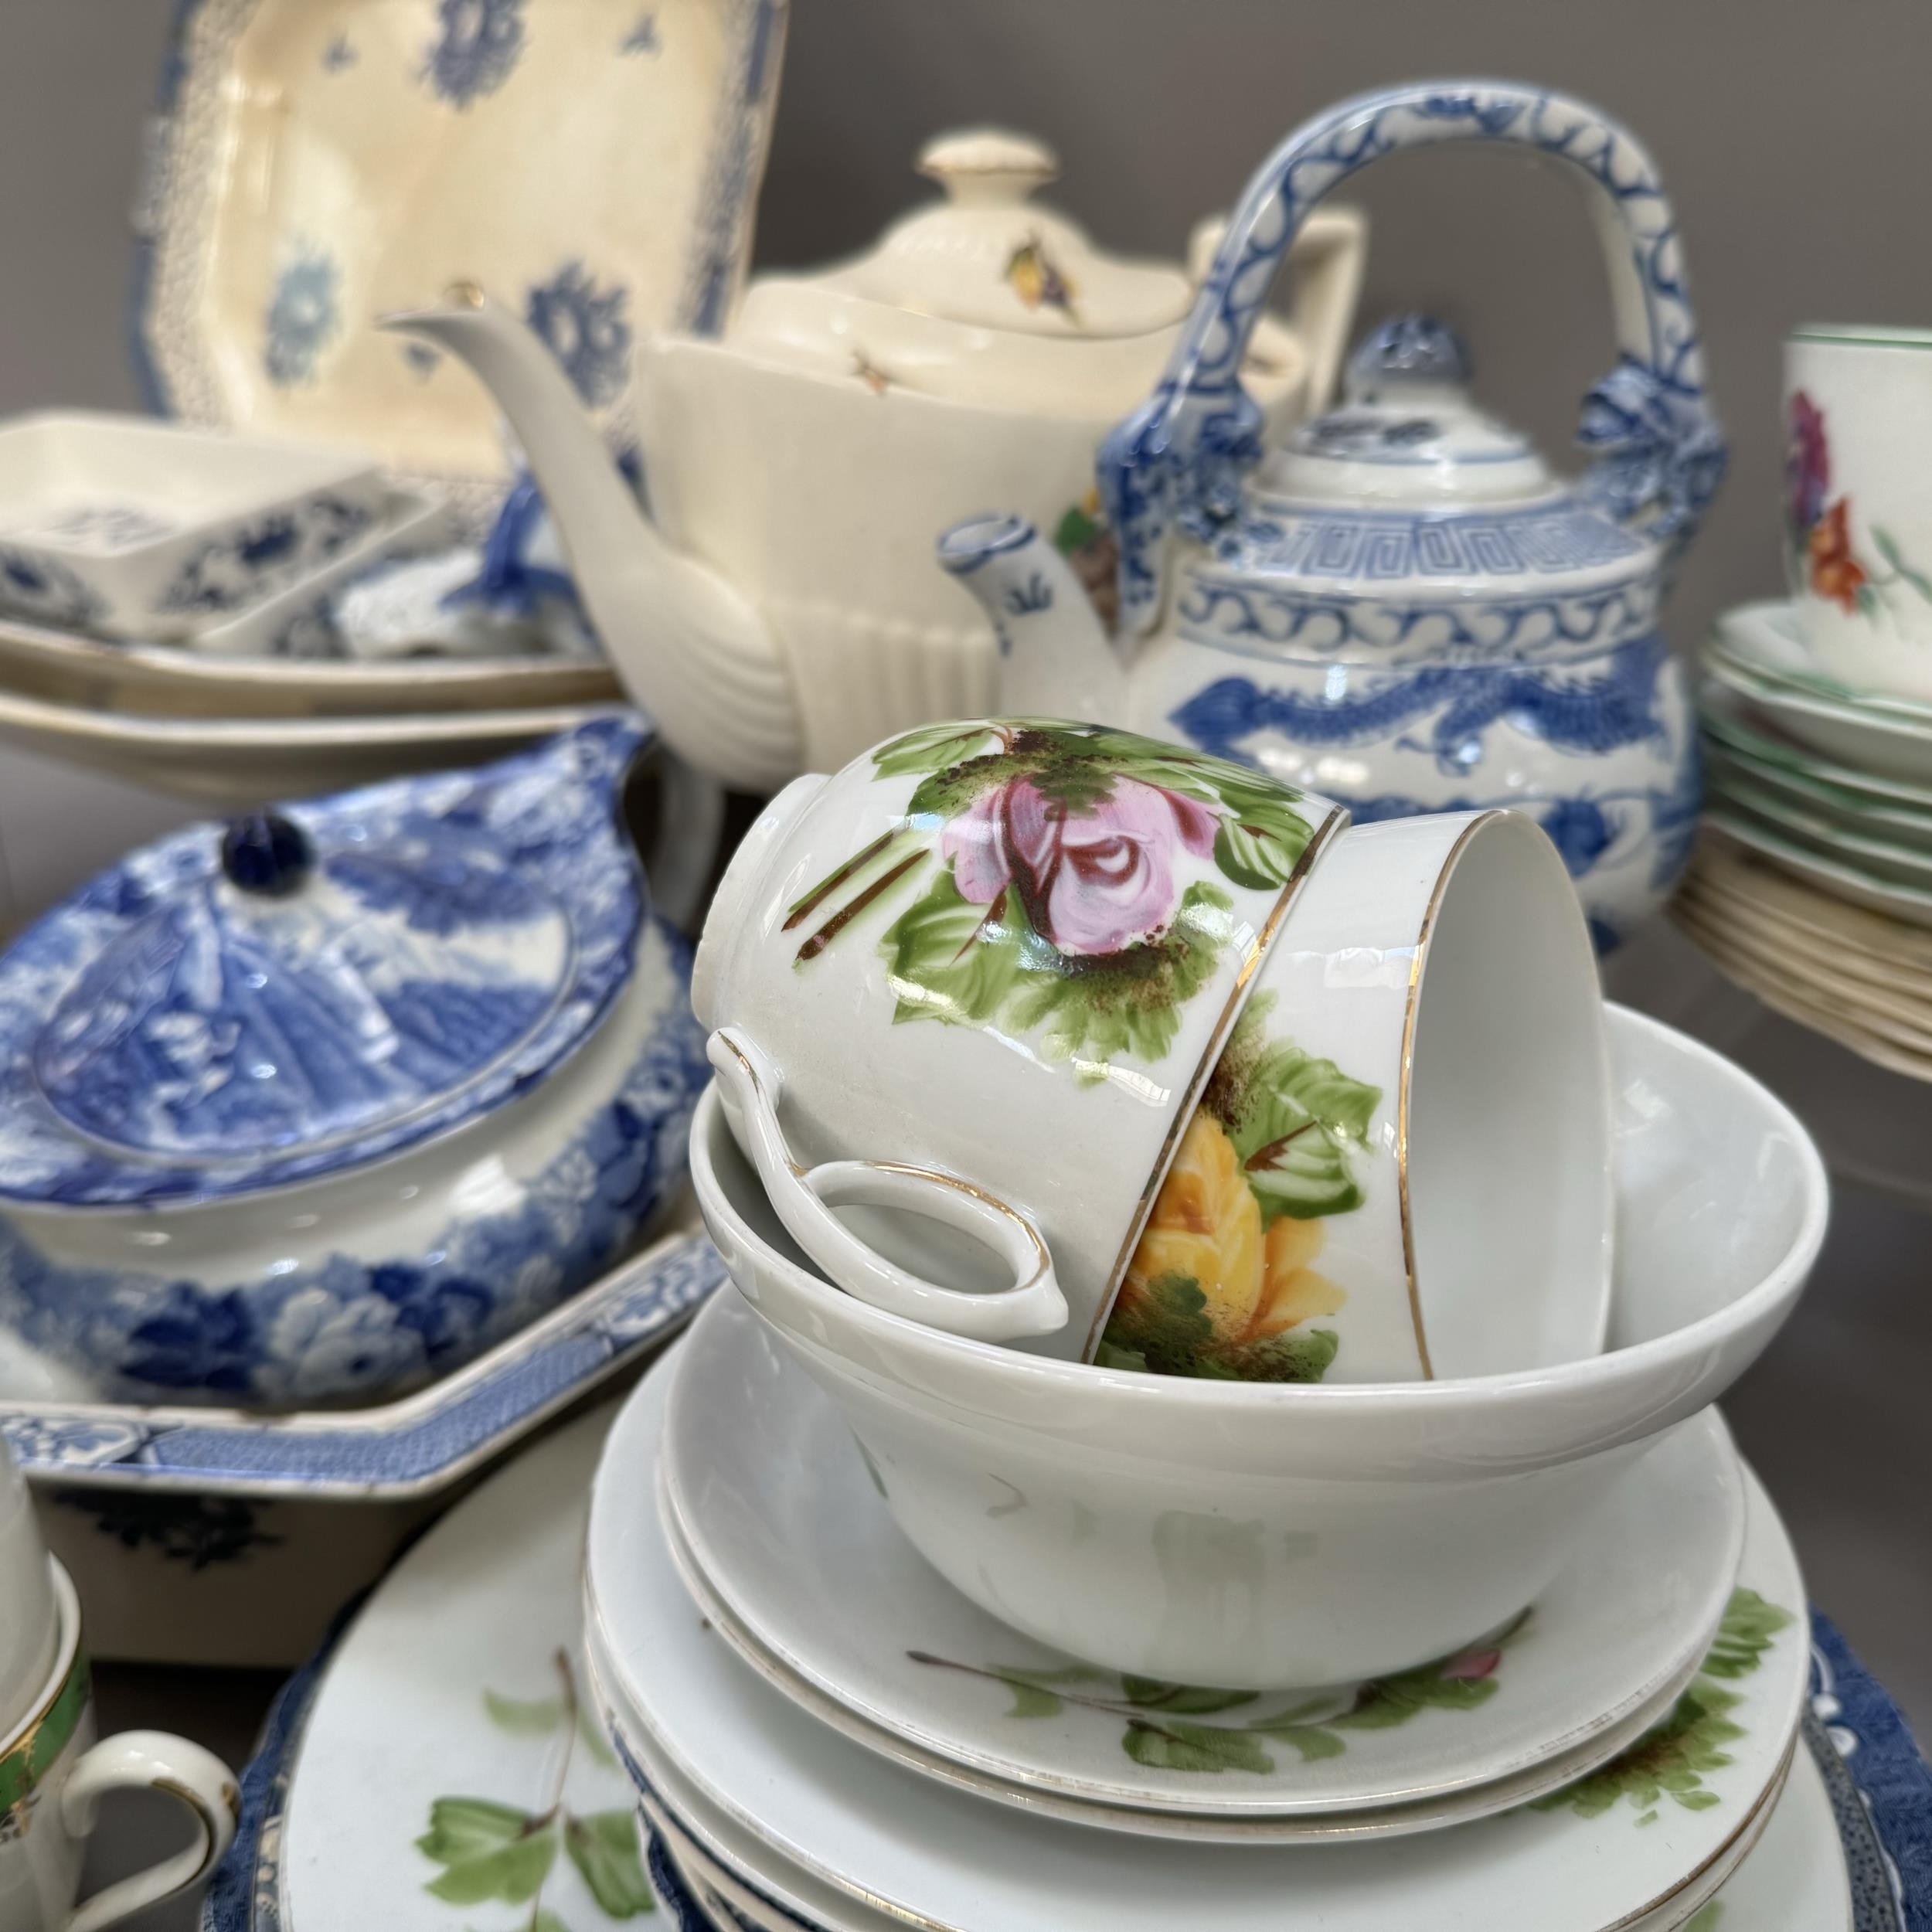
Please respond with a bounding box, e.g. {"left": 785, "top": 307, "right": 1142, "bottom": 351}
{"left": 1100, "top": 82, "right": 1726, "bottom": 636}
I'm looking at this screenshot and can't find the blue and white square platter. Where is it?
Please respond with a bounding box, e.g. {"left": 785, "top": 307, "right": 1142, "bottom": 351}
{"left": 132, "top": 0, "right": 789, "bottom": 522}
{"left": 0, "top": 1218, "right": 722, "bottom": 1665}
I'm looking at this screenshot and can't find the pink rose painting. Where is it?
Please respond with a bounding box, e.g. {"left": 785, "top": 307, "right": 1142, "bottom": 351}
{"left": 941, "top": 775, "right": 1220, "bottom": 956}
{"left": 787, "top": 722, "right": 1319, "bottom": 1072}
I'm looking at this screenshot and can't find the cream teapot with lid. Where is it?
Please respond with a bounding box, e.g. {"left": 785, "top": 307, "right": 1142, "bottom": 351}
{"left": 937, "top": 82, "right": 1726, "bottom": 947}
{"left": 388, "top": 131, "right": 1365, "bottom": 791}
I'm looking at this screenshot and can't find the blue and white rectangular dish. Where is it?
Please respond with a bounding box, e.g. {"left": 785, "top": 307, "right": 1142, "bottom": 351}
{"left": 0, "top": 414, "right": 387, "bottom": 641}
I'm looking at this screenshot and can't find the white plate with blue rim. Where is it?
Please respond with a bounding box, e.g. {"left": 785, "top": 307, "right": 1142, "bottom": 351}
{"left": 588, "top": 1349, "right": 1814, "bottom": 1932}
{"left": 134, "top": 0, "right": 789, "bottom": 525}
{"left": 199, "top": 1400, "right": 719, "bottom": 1931}
{"left": 656, "top": 1291, "right": 1747, "bottom": 1837}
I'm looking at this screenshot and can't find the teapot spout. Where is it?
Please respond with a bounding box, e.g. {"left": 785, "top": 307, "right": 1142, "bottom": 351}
{"left": 379, "top": 286, "right": 804, "bottom": 793}
{"left": 937, "top": 515, "right": 1125, "bottom": 723}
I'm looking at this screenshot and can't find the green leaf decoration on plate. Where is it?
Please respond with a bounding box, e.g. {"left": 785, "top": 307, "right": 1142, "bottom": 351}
{"left": 485, "top": 1690, "right": 568, "bottom": 1735}
{"left": 416, "top": 1653, "right": 656, "bottom": 1922}
{"left": 789, "top": 722, "right": 1320, "bottom": 1076}
{"left": 417, "top": 1797, "right": 558, "bottom": 1906}
{"left": 1699, "top": 1588, "right": 1795, "bottom": 1679}
{"left": 564, "top": 1810, "right": 655, "bottom": 1917}
{"left": 1531, "top": 1590, "right": 1793, "bottom": 1821}
{"left": 910, "top": 1617, "right": 1522, "bottom": 1777}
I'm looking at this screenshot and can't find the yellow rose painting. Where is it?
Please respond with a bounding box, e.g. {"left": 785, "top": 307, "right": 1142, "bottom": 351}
{"left": 1099, "top": 996, "right": 1378, "bottom": 1383}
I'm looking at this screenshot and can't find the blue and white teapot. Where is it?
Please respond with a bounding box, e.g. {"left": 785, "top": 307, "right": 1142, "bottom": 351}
{"left": 937, "top": 80, "right": 1723, "bottom": 948}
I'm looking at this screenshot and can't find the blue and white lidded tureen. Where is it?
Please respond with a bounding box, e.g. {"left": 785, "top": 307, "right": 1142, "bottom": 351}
{"left": 938, "top": 81, "right": 1724, "bottom": 950}
{"left": 0, "top": 716, "right": 706, "bottom": 1406}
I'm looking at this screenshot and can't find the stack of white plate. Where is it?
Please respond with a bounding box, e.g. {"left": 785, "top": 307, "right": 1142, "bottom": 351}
{"left": 1688, "top": 600, "right": 1932, "bottom": 1077}
{"left": 583, "top": 1307, "right": 1823, "bottom": 1930}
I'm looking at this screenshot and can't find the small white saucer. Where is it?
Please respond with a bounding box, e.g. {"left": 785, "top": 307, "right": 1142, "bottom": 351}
{"left": 659, "top": 1498, "right": 1708, "bottom": 1843}
{"left": 1707, "top": 603, "right": 1932, "bottom": 782}
{"left": 587, "top": 1349, "right": 1813, "bottom": 1932}
{"left": 657, "top": 1292, "right": 1747, "bottom": 1826}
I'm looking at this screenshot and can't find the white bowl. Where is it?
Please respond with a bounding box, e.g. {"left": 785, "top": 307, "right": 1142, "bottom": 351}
{"left": 689, "top": 1004, "right": 1827, "bottom": 1689}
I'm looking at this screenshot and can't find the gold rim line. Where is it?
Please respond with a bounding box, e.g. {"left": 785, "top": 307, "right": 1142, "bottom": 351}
{"left": 151, "top": 1775, "right": 233, "bottom": 1884}
{"left": 1083, "top": 804, "right": 1347, "bottom": 1360}
{"left": 1601, "top": 1736, "right": 1796, "bottom": 1932}
{"left": 859, "top": 1162, "right": 1053, "bottom": 1289}
{"left": 1394, "top": 812, "right": 1502, "bottom": 1382}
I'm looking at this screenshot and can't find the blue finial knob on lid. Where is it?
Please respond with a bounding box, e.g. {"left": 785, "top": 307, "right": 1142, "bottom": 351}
{"left": 1349, "top": 314, "right": 1471, "bottom": 389}
{"left": 220, "top": 812, "right": 314, "bottom": 896}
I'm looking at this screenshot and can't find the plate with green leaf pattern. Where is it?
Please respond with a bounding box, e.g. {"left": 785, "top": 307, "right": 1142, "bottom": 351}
{"left": 657, "top": 1291, "right": 1751, "bottom": 1824}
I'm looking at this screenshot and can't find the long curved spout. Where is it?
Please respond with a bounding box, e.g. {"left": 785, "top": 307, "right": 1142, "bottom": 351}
{"left": 937, "top": 515, "right": 1125, "bottom": 724}
{"left": 379, "top": 286, "right": 804, "bottom": 793}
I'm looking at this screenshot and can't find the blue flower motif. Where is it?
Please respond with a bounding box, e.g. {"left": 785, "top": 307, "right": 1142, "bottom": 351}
{"left": 621, "top": 11, "right": 659, "bottom": 53}
{"left": 322, "top": 33, "right": 357, "bottom": 72}
{"left": 121, "top": 1283, "right": 263, "bottom": 1396}
{"left": 526, "top": 263, "right": 632, "bottom": 407}
{"left": 423, "top": 0, "right": 526, "bottom": 108}
{"left": 264, "top": 250, "right": 339, "bottom": 387}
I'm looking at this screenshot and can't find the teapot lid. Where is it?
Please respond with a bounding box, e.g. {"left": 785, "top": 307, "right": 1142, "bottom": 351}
{"left": 0, "top": 716, "right": 648, "bottom": 1208}
{"left": 808, "top": 128, "right": 1192, "bottom": 340}
{"left": 1257, "top": 315, "right": 1554, "bottom": 508}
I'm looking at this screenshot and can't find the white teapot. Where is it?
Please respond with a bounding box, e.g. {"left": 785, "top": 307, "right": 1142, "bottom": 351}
{"left": 938, "top": 83, "right": 1726, "bottom": 947}
{"left": 388, "top": 131, "right": 1365, "bottom": 791}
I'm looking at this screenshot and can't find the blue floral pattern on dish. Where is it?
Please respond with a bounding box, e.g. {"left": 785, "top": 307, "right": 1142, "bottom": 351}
{"left": 621, "top": 12, "right": 660, "bottom": 53}
{"left": 527, "top": 262, "right": 634, "bottom": 408}
{"left": 0, "top": 939, "right": 706, "bottom": 1406}
{"left": 0, "top": 716, "right": 648, "bottom": 1206}
{"left": 0, "top": 1231, "right": 722, "bottom": 1486}
{"left": 0, "top": 548, "right": 108, "bottom": 630}
{"left": 264, "top": 250, "right": 341, "bottom": 387}
{"left": 423, "top": 0, "right": 527, "bottom": 107}
{"left": 155, "top": 495, "right": 374, "bottom": 616}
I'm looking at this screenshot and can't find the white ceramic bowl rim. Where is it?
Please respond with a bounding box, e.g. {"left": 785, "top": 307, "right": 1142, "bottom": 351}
{"left": 689, "top": 1002, "right": 1828, "bottom": 1411}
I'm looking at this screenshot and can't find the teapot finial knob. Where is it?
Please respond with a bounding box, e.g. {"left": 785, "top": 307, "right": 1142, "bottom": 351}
{"left": 1347, "top": 315, "right": 1471, "bottom": 397}
{"left": 917, "top": 128, "right": 1058, "bottom": 208}
{"left": 220, "top": 812, "right": 315, "bottom": 897}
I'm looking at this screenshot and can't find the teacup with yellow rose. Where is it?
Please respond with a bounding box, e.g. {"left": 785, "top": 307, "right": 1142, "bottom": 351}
{"left": 695, "top": 719, "right": 1611, "bottom": 1383}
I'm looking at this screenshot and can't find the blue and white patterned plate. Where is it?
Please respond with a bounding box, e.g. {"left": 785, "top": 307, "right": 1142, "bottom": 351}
{"left": 133, "top": 0, "right": 788, "bottom": 522}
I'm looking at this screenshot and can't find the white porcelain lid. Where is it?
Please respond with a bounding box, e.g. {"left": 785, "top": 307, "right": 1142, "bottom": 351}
{"left": 791, "top": 128, "right": 1191, "bottom": 341}
{"left": 1263, "top": 315, "right": 1554, "bottom": 508}
{"left": 0, "top": 718, "right": 647, "bottom": 1207}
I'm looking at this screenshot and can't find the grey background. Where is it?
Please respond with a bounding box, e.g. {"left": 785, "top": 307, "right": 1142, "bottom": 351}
{"left": 0, "top": 2, "right": 1926, "bottom": 1923}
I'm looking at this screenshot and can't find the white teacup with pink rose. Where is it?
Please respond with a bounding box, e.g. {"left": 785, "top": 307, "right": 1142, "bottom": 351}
{"left": 693, "top": 718, "right": 1349, "bottom": 1356}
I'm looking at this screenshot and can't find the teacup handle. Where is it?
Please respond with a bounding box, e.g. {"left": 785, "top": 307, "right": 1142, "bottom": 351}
{"left": 1100, "top": 80, "right": 1726, "bottom": 634}
{"left": 706, "top": 1030, "right": 1069, "bottom": 1342}
{"left": 62, "top": 1730, "right": 238, "bottom": 1932}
